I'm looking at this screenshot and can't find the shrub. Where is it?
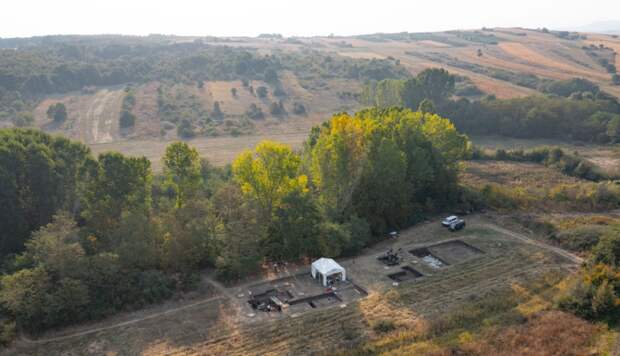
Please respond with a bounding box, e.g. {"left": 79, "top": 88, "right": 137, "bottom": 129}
{"left": 46, "top": 103, "right": 68, "bottom": 122}
{"left": 246, "top": 103, "right": 264, "bottom": 120}
{"left": 373, "top": 319, "right": 396, "bottom": 334}
{"left": 551, "top": 225, "right": 606, "bottom": 252}
{"left": 119, "top": 110, "right": 136, "bottom": 128}
{"left": 292, "top": 102, "right": 306, "bottom": 115}
{"left": 256, "top": 86, "right": 268, "bottom": 98}
{"left": 0, "top": 320, "right": 15, "bottom": 346}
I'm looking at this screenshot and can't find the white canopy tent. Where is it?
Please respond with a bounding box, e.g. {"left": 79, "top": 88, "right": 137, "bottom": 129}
{"left": 311, "top": 258, "right": 346, "bottom": 286}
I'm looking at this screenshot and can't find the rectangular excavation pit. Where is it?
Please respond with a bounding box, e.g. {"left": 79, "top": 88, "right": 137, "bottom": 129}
{"left": 427, "top": 240, "right": 484, "bottom": 264}
{"left": 289, "top": 291, "right": 342, "bottom": 309}
{"left": 388, "top": 266, "right": 424, "bottom": 282}
{"left": 251, "top": 288, "right": 294, "bottom": 303}
{"left": 409, "top": 247, "right": 449, "bottom": 269}
{"left": 247, "top": 288, "right": 294, "bottom": 312}
{"left": 410, "top": 240, "right": 484, "bottom": 267}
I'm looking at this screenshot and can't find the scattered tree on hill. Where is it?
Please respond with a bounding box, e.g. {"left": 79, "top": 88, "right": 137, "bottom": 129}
{"left": 119, "top": 110, "right": 136, "bottom": 128}
{"left": 46, "top": 103, "right": 68, "bottom": 123}
{"left": 256, "top": 86, "right": 268, "bottom": 98}
{"left": 270, "top": 100, "right": 286, "bottom": 116}
{"left": 292, "top": 102, "right": 306, "bottom": 115}
{"left": 212, "top": 101, "right": 224, "bottom": 120}
{"left": 231, "top": 87, "right": 238, "bottom": 98}
{"left": 246, "top": 103, "right": 264, "bottom": 120}
{"left": 177, "top": 119, "right": 194, "bottom": 138}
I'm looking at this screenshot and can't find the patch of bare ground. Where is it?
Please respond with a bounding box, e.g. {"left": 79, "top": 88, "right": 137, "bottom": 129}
{"left": 34, "top": 87, "right": 124, "bottom": 144}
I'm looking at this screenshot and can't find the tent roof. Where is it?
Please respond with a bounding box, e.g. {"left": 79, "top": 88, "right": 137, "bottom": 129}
{"left": 312, "top": 257, "right": 344, "bottom": 275}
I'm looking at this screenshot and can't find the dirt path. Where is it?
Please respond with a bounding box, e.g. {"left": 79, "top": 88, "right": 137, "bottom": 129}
{"left": 20, "top": 295, "right": 226, "bottom": 345}
{"left": 87, "top": 89, "right": 123, "bottom": 144}
{"left": 482, "top": 223, "right": 583, "bottom": 265}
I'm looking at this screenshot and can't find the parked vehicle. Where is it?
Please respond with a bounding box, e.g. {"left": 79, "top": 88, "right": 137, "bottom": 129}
{"left": 441, "top": 215, "right": 459, "bottom": 227}
{"left": 449, "top": 219, "right": 466, "bottom": 231}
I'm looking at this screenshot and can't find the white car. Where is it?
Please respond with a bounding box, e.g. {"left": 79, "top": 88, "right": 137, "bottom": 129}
{"left": 441, "top": 215, "right": 459, "bottom": 227}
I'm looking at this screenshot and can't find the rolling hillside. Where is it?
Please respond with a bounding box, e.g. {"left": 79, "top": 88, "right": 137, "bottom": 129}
{"left": 3, "top": 28, "right": 620, "bottom": 164}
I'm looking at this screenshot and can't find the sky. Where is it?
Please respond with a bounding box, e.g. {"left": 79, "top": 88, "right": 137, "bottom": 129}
{"left": 1, "top": 0, "right": 619, "bottom": 38}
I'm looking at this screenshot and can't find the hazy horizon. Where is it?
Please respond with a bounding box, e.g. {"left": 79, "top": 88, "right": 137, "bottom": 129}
{"left": 1, "top": 0, "right": 619, "bottom": 38}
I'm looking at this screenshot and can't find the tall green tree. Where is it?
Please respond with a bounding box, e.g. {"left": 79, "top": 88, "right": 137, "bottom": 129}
{"left": 163, "top": 142, "right": 202, "bottom": 208}
{"left": 82, "top": 152, "right": 152, "bottom": 239}
{"left": 0, "top": 129, "right": 89, "bottom": 257}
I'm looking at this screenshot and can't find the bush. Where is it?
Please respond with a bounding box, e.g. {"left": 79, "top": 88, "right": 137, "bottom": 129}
{"left": 246, "top": 103, "right": 264, "bottom": 120}
{"left": 292, "top": 102, "right": 306, "bottom": 115}
{"left": 373, "top": 319, "right": 396, "bottom": 334}
{"left": 46, "top": 103, "right": 68, "bottom": 122}
{"left": 177, "top": 119, "right": 195, "bottom": 138}
{"left": 256, "top": 86, "right": 268, "bottom": 98}
{"left": 551, "top": 225, "right": 606, "bottom": 252}
{"left": 119, "top": 110, "right": 136, "bottom": 128}
{"left": 0, "top": 320, "right": 15, "bottom": 346}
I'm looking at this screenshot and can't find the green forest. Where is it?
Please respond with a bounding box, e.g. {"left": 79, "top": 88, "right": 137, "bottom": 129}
{"left": 363, "top": 70, "right": 620, "bottom": 143}
{"left": 0, "top": 107, "right": 468, "bottom": 334}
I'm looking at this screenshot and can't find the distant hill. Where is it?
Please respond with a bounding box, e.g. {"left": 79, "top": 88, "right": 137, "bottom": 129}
{"left": 569, "top": 21, "right": 620, "bottom": 34}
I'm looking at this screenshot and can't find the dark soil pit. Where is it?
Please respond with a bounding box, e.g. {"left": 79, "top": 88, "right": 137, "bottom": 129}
{"left": 251, "top": 288, "right": 294, "bottom": 303}
{"left": 409, "top": 247, "right": 450, "bottom": 269}
{"left": 427, "top": 240, "right": 484, "bottom": 264}
{"left": 388, "top": 266, "right": 424, "bottom": 282}
{"left": 289, "top": 291, "right": 342, "bottom": 309}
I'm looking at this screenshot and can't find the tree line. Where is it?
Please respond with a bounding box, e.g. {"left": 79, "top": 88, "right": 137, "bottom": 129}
{"left": 363, "top": 69, "right": 620, "bottom": 143}
{"left": 0, "top": 107, "right": 468, "bottom": 335}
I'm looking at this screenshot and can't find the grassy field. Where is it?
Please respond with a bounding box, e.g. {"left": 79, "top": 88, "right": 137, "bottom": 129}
{"left": 90, "top": 131, "right": 310, "bottom": 170}
{"left": 470, "top": 136, "right": 620, "bottom": 177}
{"left": 6, "top": 216, "right": 589, "bottom": 355}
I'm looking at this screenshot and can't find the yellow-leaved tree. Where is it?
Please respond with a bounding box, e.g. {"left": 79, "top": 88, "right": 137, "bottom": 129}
{"left": 232, "top": 140, "right": 308, "bottom": 221}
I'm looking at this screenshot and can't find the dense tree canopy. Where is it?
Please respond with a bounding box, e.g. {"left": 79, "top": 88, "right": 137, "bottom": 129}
{"left": 0, "top": 129, "right": 90, "bottom": 257}
{"left": 363, "top": 69, "right": 620, "bottom": 143}
{"left": 0, "top": 110, "right": 466, "bottom": 335}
